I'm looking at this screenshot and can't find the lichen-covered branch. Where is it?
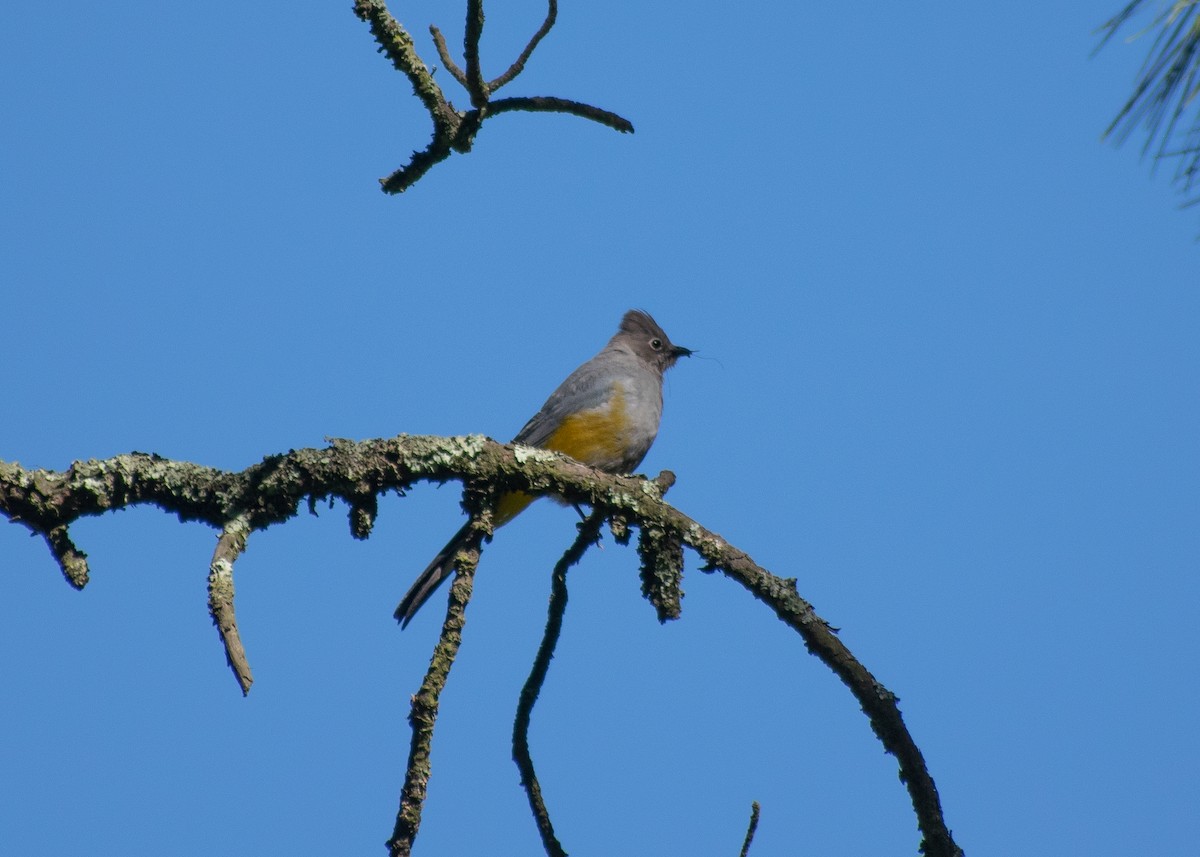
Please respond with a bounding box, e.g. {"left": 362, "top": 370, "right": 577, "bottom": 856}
{"left": 45, "top": 524, "right": 89, "bottom": 589}
{"left": 0, "top": 435, "right": 962, "bottom": 857}
{"left": 209, "top": 514, "right": 253, "bottom": 695}
{"left": 353, "top": 0, "right": 455, "bottom": 126}
{"left": 388, "top": 507, "right": 488, "bottom": 857}
{"left": 637, "top": 519, "right": 684, "bottom": 622}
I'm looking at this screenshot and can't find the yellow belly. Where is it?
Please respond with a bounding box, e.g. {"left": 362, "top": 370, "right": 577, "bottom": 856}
{"left": 540, "top": 387, "right": 629, "bottom": 468}
{"left": 493, "top": 386, "right": 630, "bottom": 527}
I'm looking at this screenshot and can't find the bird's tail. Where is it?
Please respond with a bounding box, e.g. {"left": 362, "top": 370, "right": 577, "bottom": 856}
{"left": 394, "top": 521, "right": 473, "bottom": 628}
{"left": 395, "top": 492, "right": 535, "bottom": 628}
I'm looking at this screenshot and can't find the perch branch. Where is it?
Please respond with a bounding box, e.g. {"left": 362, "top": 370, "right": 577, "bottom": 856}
{"left": 0, "top": 436, "right": 961, "bottom": 857}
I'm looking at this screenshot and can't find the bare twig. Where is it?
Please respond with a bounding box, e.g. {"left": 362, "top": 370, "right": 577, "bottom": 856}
{"left": 208, "top": 515, "right": 253, "bottom": 695}
{"left": 489, "top": 0, "right": 558, "bottom": 92}
{"left": 738, "top": 801, "right": 761, "bottom": 857}
{"left": 513, "top": 509, "right": 606, "bottom": 857}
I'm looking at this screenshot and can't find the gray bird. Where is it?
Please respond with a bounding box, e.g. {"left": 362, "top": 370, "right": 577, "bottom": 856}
{"left": 396, "top": 309, "right": 691, "bottom": 627}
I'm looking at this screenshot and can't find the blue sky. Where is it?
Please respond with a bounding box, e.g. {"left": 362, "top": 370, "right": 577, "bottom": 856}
{"left": 2, "top": 2, "right": 1196, "bottom": 855}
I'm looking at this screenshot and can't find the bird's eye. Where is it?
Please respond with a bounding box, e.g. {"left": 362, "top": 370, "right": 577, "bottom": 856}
{"left": 650, "top": 338, "right": 663, "bottom": 350}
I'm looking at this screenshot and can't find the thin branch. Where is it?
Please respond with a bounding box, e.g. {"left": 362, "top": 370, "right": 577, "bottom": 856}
{"left": 683, "top": 531, "right": 961, "bottom": 857}
{"left": 208, "top": 515, "right": 253, "bottom": 696}
{"left": 429, "top": 24, "right": 468, "bottom": 87}
{"left": 513, "top": 509, "right": 606, "bottom": 857}
{"left": 738, "top": 801, "right": 761, "bottom": 857}
{"left": 489, "top": 96, "right": 635, "bottom": 133}
{"left": 388, "top": 510, "right": 488, "bottom": 857}
{"left": 489, "top": 0, "right": 558, "bottom": 93}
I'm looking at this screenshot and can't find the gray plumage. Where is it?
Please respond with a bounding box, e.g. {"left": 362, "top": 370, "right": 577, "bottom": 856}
{"left": 395, "top": 310, "right": 691, "bottom": 627}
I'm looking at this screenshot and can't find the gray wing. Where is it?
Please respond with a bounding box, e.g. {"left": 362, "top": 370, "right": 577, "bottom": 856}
{"left": 512, "top": 355, "right": 619, "bottom": 447}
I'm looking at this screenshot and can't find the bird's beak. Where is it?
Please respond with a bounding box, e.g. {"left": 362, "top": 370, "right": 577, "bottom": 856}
{"left": 671, "top": 345, "right": 694, "bottom": 359}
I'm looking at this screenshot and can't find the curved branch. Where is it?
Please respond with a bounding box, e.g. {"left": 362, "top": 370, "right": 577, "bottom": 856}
{"left": 678, "top": 529, "right": 961, "bottom": 857}
{"left": 488, "top": 96, "right": 635, "bottom": 133}
{"left": 0, "top": 436, "right": 961, "bottom": 857}
{"left": 513, "top": 509, "right": 606, "bottom": 857}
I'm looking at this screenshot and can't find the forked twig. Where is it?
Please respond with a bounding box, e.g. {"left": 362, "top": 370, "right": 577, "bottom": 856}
{"left": 355, "top": 0, "right": 632, "bottom": 193}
